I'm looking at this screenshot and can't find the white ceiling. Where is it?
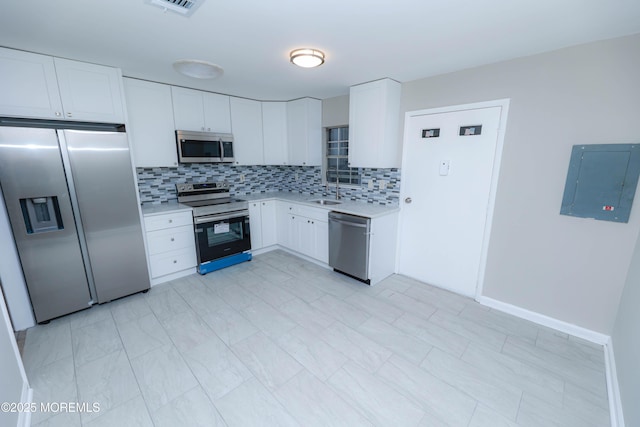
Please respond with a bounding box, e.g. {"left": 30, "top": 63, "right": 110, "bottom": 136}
{"left": 2, "top": 0, "right": 640, "bottom": 101}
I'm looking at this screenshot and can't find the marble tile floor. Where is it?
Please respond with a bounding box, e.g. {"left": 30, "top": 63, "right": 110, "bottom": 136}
{"left": 22, "top": 250, "right": 611, "bottom": 426}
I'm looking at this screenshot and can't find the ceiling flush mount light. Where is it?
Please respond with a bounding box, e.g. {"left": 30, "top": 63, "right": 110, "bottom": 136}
{"left": 290, "top": 48, "right": 325, "bottom": 68}
{"left": 173, "top": 60, "right": 223, "bottom": 79}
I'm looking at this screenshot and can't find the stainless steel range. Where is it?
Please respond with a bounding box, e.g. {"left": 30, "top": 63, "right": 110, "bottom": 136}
{"left": 176, "top": 181, "right": 251, "bottom": 274}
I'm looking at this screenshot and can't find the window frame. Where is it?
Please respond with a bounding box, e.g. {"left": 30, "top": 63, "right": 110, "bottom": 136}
{"left": 322, "top": 125, "right": 361, "bottom": 188}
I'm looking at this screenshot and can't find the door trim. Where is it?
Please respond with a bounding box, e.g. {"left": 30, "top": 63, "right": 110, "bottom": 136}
{"left": 396, "top": 98, "right": 510, "bottom": 301}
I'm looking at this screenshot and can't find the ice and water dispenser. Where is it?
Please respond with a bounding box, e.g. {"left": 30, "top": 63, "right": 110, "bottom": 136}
{"left": 19, "top": 196, "right": 64, "bottom": 234}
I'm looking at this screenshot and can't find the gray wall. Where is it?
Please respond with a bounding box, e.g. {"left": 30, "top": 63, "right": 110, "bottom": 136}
{"left": 401, "top": 33, "right": 640, "bottom": 334}
{"left": 322, "top": 95, "right": 349, "bottom": 127}
{"left": 612, "top": 234, "right": 640, "bottom": 427}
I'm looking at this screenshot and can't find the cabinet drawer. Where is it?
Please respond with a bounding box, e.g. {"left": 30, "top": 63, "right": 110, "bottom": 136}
{"left": 281, "top": 203, "right": 298, "bottom": 215}
{"left": 147, "top": 225, "right": 194, "bottom": 255}
{"left": 149, "top": 247, "right": 196, "bottom": 278}
{"left": 144, "top": 211, "right": 192, "bottom": 231}
{"left": 297, "top": 205, "right": 328, "bottom": 222}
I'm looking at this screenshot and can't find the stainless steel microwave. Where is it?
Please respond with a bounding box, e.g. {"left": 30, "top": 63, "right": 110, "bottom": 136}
{"left": 176, "top": 130, "right": 235, "bottom": 163}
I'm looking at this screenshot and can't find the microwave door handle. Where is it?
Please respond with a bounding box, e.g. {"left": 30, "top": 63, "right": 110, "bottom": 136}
{"left": 219, "top": 139, "right": 224, "bottom": 161}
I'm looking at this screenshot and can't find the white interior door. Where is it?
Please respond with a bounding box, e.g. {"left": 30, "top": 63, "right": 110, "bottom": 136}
{"left": 398, "top": 103, "right": 505, "bottom": 297}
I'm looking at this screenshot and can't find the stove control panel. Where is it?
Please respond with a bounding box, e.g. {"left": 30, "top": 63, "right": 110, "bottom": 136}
{"left": 176, "top": 181, "right": 229, "bottom": 195}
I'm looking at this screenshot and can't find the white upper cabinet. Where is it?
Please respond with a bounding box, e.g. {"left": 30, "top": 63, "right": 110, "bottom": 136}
{"left": 262, "top": 102, "right": 288, "bottom": 165}
{"left": 53, "top": 58, "right": 125, "bottom": 123}
{"left": 123, "top": 78, "right": 177, "bottom": 167}
{"left": 171, "top": 87, "right": 205, "bottom": 131}
{"left": 287, "top": 97, "right": 322, "bottom": 166}
{"left": 0, "top": 47, "right": 125, "bottom": 123}
{"left": 348, "top": 78, "right": 401, "bottom": 168}
{"left": 230, "top": 97, "right": 264, "bottom": 165}
{"left": 203, "top": 92, "right": 232, "bottom": 133}
{"left": 0, "top": 48, "right": 63, "bottom": 119}
{"left": 171, "top": 86, "right": 231, "bottom": 133}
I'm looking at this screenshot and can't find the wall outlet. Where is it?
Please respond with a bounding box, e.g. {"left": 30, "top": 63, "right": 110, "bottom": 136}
{"left": 368, "top": 180, "right": 374, "bottom": 189}
{"left": 379, "top": 179, "right": 387, "bottom": 189}
{"left": 239, "top": 174, "right": 245, "bottom": 183}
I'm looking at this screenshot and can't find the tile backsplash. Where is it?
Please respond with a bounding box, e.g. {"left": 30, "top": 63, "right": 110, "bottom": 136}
{"left": 136, "top": 164, "right": 400, "bottom": 206}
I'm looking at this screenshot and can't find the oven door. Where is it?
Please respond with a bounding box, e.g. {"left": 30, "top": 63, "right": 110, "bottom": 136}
{"left": 194, "top": 210, "right": 251, "bottom": 264}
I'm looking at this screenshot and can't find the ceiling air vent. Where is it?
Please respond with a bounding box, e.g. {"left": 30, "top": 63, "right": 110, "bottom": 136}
{"left": 146, "top": 0, "right": 204, "bottom": 17}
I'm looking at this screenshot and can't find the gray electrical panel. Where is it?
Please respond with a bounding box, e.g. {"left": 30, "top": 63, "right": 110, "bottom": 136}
{"left": 560, "top": 144, "right": 640, "bottom": 223}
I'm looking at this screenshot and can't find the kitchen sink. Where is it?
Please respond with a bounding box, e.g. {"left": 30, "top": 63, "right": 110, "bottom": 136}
{"left": 310, "top": 199, "right": 342, "bottom": 206}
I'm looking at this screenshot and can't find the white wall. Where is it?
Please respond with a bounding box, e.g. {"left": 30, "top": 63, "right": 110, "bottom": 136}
{"left": 0, "top": 280, "right": 31, "bottom": 427}
{"left": 401, "top": 33, "right": 640, "bottom": 334}
{"left": 612, "top": 233, "right": 640, "bottom": 426}
{"left": 0, "top": 187, "right": 35, "bottom": 331}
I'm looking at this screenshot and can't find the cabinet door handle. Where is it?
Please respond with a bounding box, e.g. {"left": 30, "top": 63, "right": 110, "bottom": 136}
{"left": 173, "top": 260, "right": 177, "bottom": 264}
{"left": 66, "top": 112, "right": 73, "bottom": 117}
{"left": 170, "top": 237, "right": 175, "bottom": 242}
{"left": 55, "top": 112, "right": 62, "bottom": 117}
{"left": 168, "top": 219, "right": 173, "bottom": 223}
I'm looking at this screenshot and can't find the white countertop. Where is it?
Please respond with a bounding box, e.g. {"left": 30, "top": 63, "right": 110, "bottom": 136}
{"left": 141, "top": 201, "right": 192, "bottom": 216}
{"left": 141, "top": 192, "right": 399, "bottom": 219}
{"left": 242, "top": 192, "right": 399, "bottom": 218}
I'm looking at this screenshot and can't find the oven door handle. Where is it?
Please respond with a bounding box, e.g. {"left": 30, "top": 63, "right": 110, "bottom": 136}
{"left": 194, "top": 210, "right": 250, "bottom": 224}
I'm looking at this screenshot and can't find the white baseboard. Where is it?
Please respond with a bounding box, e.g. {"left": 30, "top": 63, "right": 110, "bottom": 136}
{"left": 477, "top": 296, "right": 609, "bottom": 345}
{"left": 17, "top": 384, "right": 32, "bottom": 427}
{"left": 150, "top": 267, "right": 197, "bottom": 286}
{"left": 478, "top": 296, "right": 625, "bottom": 427}
{"left": 604, "top": 338, "right": 625, "bottom": 427}
{"left": 260, "top": 245, "right": 331, "bottom": 270}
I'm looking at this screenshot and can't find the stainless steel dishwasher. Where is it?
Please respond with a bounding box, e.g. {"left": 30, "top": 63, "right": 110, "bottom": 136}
{"left": 328, "top": 211, "right": 371, "bottom": 284}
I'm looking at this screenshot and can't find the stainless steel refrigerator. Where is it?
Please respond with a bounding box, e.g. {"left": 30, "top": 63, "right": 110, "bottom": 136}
{"left": 0, "top": 120, "right": 150, "bottom": 323}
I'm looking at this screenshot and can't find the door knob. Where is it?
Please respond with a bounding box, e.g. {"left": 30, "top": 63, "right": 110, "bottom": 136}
{"left": 404, "top": 197, "right": 412, "bottom": 204}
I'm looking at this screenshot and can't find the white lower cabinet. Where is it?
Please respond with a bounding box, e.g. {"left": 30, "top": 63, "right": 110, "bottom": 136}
{"left": 296, "top": 216, "right": 328, "bottom": 263}
{"left": 276, "top": 201, "right": 328, "bottom": 263}
{"left": 368, "top": 212, "right": 399, "bottom": 284}
{"left": 276, "top": 202, "right": 294, "bottom": 249}
{"left": 251, "top": 198, "right": 401, "bottom": 274}
{"left": 143, "top": 210, "right": 196, "bottom": 283}
{"left": 261, "top": 201, "right": 278, "bottom": 247}
{"left": 249, "top": 202, "right": 263, "bottom": 250}
{"left": 249, "top": 200, "right": 277, "bottom": 251}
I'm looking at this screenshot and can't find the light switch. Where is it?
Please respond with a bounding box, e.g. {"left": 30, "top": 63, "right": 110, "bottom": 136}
{"left": 379, "top": 179, "right": 387, "bottom": 189}
{"left": 368, "top": 180, "right": 374, "bottom": 189}
{"left": 439, "top": 160, "right": 450, "bottom": 176}
{"left": 240, "top": 174, "right": 245, "bottom": 183}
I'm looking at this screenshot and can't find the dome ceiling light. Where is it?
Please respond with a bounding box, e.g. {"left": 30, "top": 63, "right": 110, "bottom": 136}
{"left": 173, "top": 59, "right": 224, "bottom": 79}
{"left": 290, "top": 48, "right": 325, "bottom": 68}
